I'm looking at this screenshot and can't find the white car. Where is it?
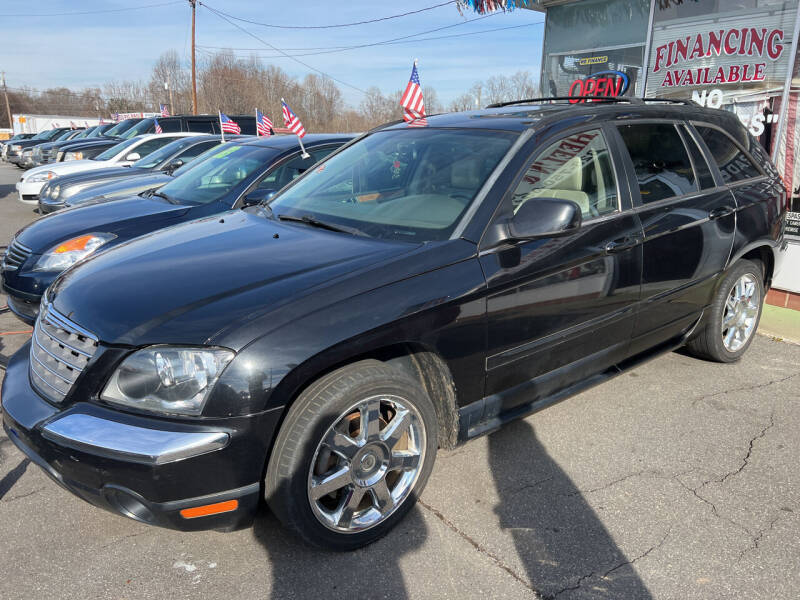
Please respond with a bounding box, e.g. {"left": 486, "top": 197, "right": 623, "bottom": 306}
{"left": 16, "top": 132, "right": 203, "bottom": 204}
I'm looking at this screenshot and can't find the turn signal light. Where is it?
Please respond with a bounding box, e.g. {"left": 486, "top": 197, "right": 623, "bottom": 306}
{"left": 179, "top": 499, "right": 238, "bottom": 519}
{"left": 54, "top": 235, "right": 96, "bottom": 254}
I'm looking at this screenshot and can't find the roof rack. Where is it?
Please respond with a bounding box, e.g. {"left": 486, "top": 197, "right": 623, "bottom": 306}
{"left": 486, "top": 96, "right": 690, "bottom": 108}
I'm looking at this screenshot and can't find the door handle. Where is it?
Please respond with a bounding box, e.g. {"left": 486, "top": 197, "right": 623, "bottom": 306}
{"left": 604, "top": 236, "right": 640, "bottom": 254}
{"left": 708, "top": 206, "right": 734, "bottom": 220}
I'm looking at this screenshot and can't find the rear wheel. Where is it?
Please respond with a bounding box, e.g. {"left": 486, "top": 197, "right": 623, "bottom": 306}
{"left": 264, "top": 360, "right": 438, "bottom": 551}
{"left": 686, "top": 259, "right": 764, "bottom": 362}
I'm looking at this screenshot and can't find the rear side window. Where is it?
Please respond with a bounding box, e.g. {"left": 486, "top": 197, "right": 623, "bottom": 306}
{"left": 694, "top": 126, "right": 762, "bottom": 184}
{"left": 158, "top": 119, "right": 182, "bottom": 133}
{"left": 678, "top": 125, "right": 716, "bottom": 189}
{"left": 511, "top": 128, "right": 619, "bottom": 219}
{"left": 618, "top": 123, "right": 697, "bottom": 203}
{"left": 177, "top": 140, "right": 219, "bottom": 161}
{"left": 186, "top": 119, "right": 215, "bottom": 133}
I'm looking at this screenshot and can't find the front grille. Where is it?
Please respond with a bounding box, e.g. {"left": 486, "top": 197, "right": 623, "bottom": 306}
{"left": 1, "top": 238, "right": 33, "bottom": 271}
{"left": 29, "top": 302, "right": 99, "bottom": 404}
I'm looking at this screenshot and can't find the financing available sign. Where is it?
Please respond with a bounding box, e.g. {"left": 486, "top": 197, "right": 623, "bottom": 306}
{"left": 646, "top": 4, "right": 797, "bottom": 101}
{"left": 653, "top": 27, "right": 785, "bottom": 88}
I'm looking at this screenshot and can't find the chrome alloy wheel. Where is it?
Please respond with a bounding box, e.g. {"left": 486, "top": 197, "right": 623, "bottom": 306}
{"left": 721, "top": 273, "right": 760, "bottom": 352}
{"left": 307, "top": 395, "right": 426, "bottom": 533}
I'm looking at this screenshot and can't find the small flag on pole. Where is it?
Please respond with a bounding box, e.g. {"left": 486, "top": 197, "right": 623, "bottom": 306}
{"left": 99, "top": 117, "right": 105, "bottom": 125}
{"left": 282, "top": 99, "right": 309, "bottom": 157}
{"left": 154, "top": 118, "right": 163, "bottom": 134}
{"left": 400, "top": 60, "right": 428, "bottom": 127}
{"left": 256, "top": 109, "right": 273, "bottom": 137}
{"left": 281, "top": 100, "right": 306, "bottom": 138}
{"left": 219, "top": 112, "right": 241, "bottom": 134}
{"left": 69, "top": 121, "right": 76, "bottom": 129}
{"left": 160, "top": 103, "right": 170, "bottom": 117}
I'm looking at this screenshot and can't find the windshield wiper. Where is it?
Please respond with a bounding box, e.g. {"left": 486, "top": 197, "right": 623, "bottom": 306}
{"left": 150, "top": 191, "right": 178, "bottom": 204}
{"left": 277, "top": 213, "right": 369, "bottom": 237}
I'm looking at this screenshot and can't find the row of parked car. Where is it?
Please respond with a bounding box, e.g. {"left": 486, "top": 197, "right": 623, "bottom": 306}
{"left": 0, "top": 114, "right": 259, "bottom": 171}
{"left": 0, "top": 99, "right": 788, "bottom": 551}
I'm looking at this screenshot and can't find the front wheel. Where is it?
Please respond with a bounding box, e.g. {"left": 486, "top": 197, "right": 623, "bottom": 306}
{"left": 264, "top": 360, "right": 438, "bottom": 551}
{"left": 686, "top": 259, "right": 764, "bottom": 362}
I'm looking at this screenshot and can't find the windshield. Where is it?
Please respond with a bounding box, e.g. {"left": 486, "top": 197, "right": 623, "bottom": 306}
{"left": 42, "top": 129, "right": 66, "bottom": 140}
{"left": 133, "top": 137, "right": 198, "bottom": 169}
{"left": 268, "top": 129, "right": 516, "bottom": 242}
{"left": 30, "top": 129, "right": 54, "bottom": 140}
{"left": 72, "top": 128, "right": 92, "bottom": 139}
{"left": 104, "top": 119, "right": 140, "bottom": 137}
{"left": 121, "top": 118, "right": 155, "bottom": 139}
{"left": 158, "top": 143, "right": 275, "bottom": 205}
{"left": 54, "top": 130, "right": 75, "bottom": 141}
{"left": 87, "top": 124, "right": 112, "bottom": 138}
{"left": 93, "top": 137, "right": 140, "bottom": 161}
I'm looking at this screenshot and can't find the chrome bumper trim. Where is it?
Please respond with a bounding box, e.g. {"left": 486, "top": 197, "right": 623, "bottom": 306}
{"left": 41, "top": 413, "right": 230, "bottom": 465}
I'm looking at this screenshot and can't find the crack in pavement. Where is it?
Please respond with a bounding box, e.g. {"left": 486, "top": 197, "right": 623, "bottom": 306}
{"left": 98, "top": 531, "right": 150, "bottom": 550}
{"left": 711, "top": 414, "right": 775, "bottom": 486}
{"left": 417, "top": 498, "right": 541, "bottom": 598}
{"left": 1, "top": 487, "right": 44, "bottom": 503}
{"left": 674, "top": 475, "right": 753, "bottom": 537}
{"left": 550, "top": 528, "right": 671, "bottom": 599}
{"left": 737, "top": 509, "right": 796, "bottom": 562}
{"left": 691, "top": 373, "right": 799, "bottom": 409}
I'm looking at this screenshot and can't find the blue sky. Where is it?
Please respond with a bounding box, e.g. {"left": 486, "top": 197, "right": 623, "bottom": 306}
{"left": 0, "top": 1, "right": 545, "bottom": 106}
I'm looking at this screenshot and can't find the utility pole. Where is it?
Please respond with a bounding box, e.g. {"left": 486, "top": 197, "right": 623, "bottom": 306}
{"left": 1, "top": 72, "right": 12, "bottom": 132}
{"left": 190, "top": 0, "right": 198, "bottom": 115}
{"left": 165, "top": 80, "right": 175, "bottom": 114}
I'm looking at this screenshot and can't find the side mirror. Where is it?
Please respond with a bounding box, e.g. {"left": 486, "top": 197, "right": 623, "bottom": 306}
{"left": 507, "top": 197, "right": 582, "bottom": 241}
{"left": 125, "top": 152, "right": 141, "bottom": 161}
{"left": 163, "top": 158, "right": 184, "bottom": 174}
{"left": 241, "top": 188, "right": 277, "bottom": 207}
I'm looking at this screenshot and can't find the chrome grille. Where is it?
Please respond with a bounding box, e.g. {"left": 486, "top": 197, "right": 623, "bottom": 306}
{"left": 29, "top": 303, "right": 98, "bottom": 404}
{"left": 2, "top": 238, "right": 33, "bottom": 271}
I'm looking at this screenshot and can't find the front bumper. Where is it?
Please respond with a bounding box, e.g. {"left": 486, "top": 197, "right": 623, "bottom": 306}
{"left": 2, "top": 280, "right": 47, "bottom": 325}
{"left": 16, "top": 178, "right": 45, "bottom": 203}
{"left": 1, "top": 344, "right": 282, "bottom": 531}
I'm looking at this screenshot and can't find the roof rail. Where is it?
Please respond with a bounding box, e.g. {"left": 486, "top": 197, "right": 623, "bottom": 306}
{"left": 486, "top": 96, "right": 690, "bottom": 108}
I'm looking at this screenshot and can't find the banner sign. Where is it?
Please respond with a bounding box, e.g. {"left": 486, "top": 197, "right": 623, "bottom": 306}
{"left": 646, "top": 5, "right": 797, "bottom": 101}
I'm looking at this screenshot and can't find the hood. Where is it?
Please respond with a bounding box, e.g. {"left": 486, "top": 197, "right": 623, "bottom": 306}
{"left": 54, "top": 166, "right": 145, "bottom": 188}
{"left": 16, "top": 196, "right": 191, "bottom": 252}
{"left": 50, "top": 211, "right": 417, "bottom": 346}
{"left": 57, "top": 139, "right": 118, "bottom": 152}
{"left": 67, "top": 173, "right": 171, "bottom": 205}
{"left": 25, "top": 159, "right": 115, "bottom": 180}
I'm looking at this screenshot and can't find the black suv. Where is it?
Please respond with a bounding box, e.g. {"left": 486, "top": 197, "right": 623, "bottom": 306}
{"left": 1, "top": 100, "right": 787, "bottom": 551}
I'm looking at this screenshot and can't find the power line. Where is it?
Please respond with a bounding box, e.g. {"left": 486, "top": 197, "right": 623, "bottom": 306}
{"left": 199, "top": 2, "right": 369, "bottom": 95}
{"left": 198, "top": 1, "right": 457, "bottom": 29}
{"left": 0, "top": 1, "right": 182, "bottom": 17}
{"left": 196, "top": 21, "right": 540, "bottom": 59}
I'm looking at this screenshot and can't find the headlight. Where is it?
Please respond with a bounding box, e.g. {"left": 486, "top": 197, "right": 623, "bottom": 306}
{"left": 56, "top": 151, "right": 64, "bottom": 161}
{"left": 32, "top": 232, "right": 116, "bottom": 272}
{"left": 11, "top": 144, "right": 21, "bottom": 152}
{"left": 101, "top": 347, "right": 234, "bottom": 415}
{"left": 64, "top": 151, "right": 83, "bottom": 161}
{"left": 51, "top": 184, "right": 61, "bottom": 199}
{"left": 27, "top": 171, "right": 56, "bottom": 183}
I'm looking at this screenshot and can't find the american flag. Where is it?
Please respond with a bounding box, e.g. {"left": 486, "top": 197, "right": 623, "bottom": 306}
{"left": 400, "top": 62, "right": 427, "bottom": 127}
{"left": 160, "top": 103, "right": 170, "bottom": 117}
{"left": 154, "top": 118, "right": 163, "bottom": 134}
{"left": 256, "top": 109, "right": 273, "bottom": 137}
{"left": 219, "top": 112, "right": 241, "bottom": 134}
{"left": 69, "top": 121, "right": 76, "bottom": 129}
{"left": 99, "top": 118, "right": 105, "bottom": 124}
{"left": 281, "top": 100, "right": 306, "bottom": 138}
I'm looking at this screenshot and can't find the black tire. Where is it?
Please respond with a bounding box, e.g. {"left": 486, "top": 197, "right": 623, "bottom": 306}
{"left": 685, "top": 259, "right": 764, "bottom": 362}
{"left": 264, "top": 359, "right": 438, "bottom": 551}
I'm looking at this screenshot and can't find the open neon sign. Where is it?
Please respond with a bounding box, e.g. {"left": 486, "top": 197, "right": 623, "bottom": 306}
{"left": 568, "top": 70, "right": 630, "bottom": 103}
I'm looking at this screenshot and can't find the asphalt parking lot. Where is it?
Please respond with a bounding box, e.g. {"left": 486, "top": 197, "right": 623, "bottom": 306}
{"left": 0, "top": 161, "right": 798, "bottom": 599}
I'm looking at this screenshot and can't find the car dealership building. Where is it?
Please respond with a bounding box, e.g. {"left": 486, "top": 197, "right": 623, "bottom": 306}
{"left": 527, "top": 0, "right": 800, "bottom": 304}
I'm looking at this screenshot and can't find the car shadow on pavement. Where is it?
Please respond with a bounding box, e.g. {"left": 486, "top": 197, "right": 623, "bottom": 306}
{"left": 0, "top": 183, "right": 15, "bottom": 198}
{"left": 488, "top": 419, "right": 653, "bottom": 599}
{"left": 252, "top": 501, "right": 426, "bottom": 599}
